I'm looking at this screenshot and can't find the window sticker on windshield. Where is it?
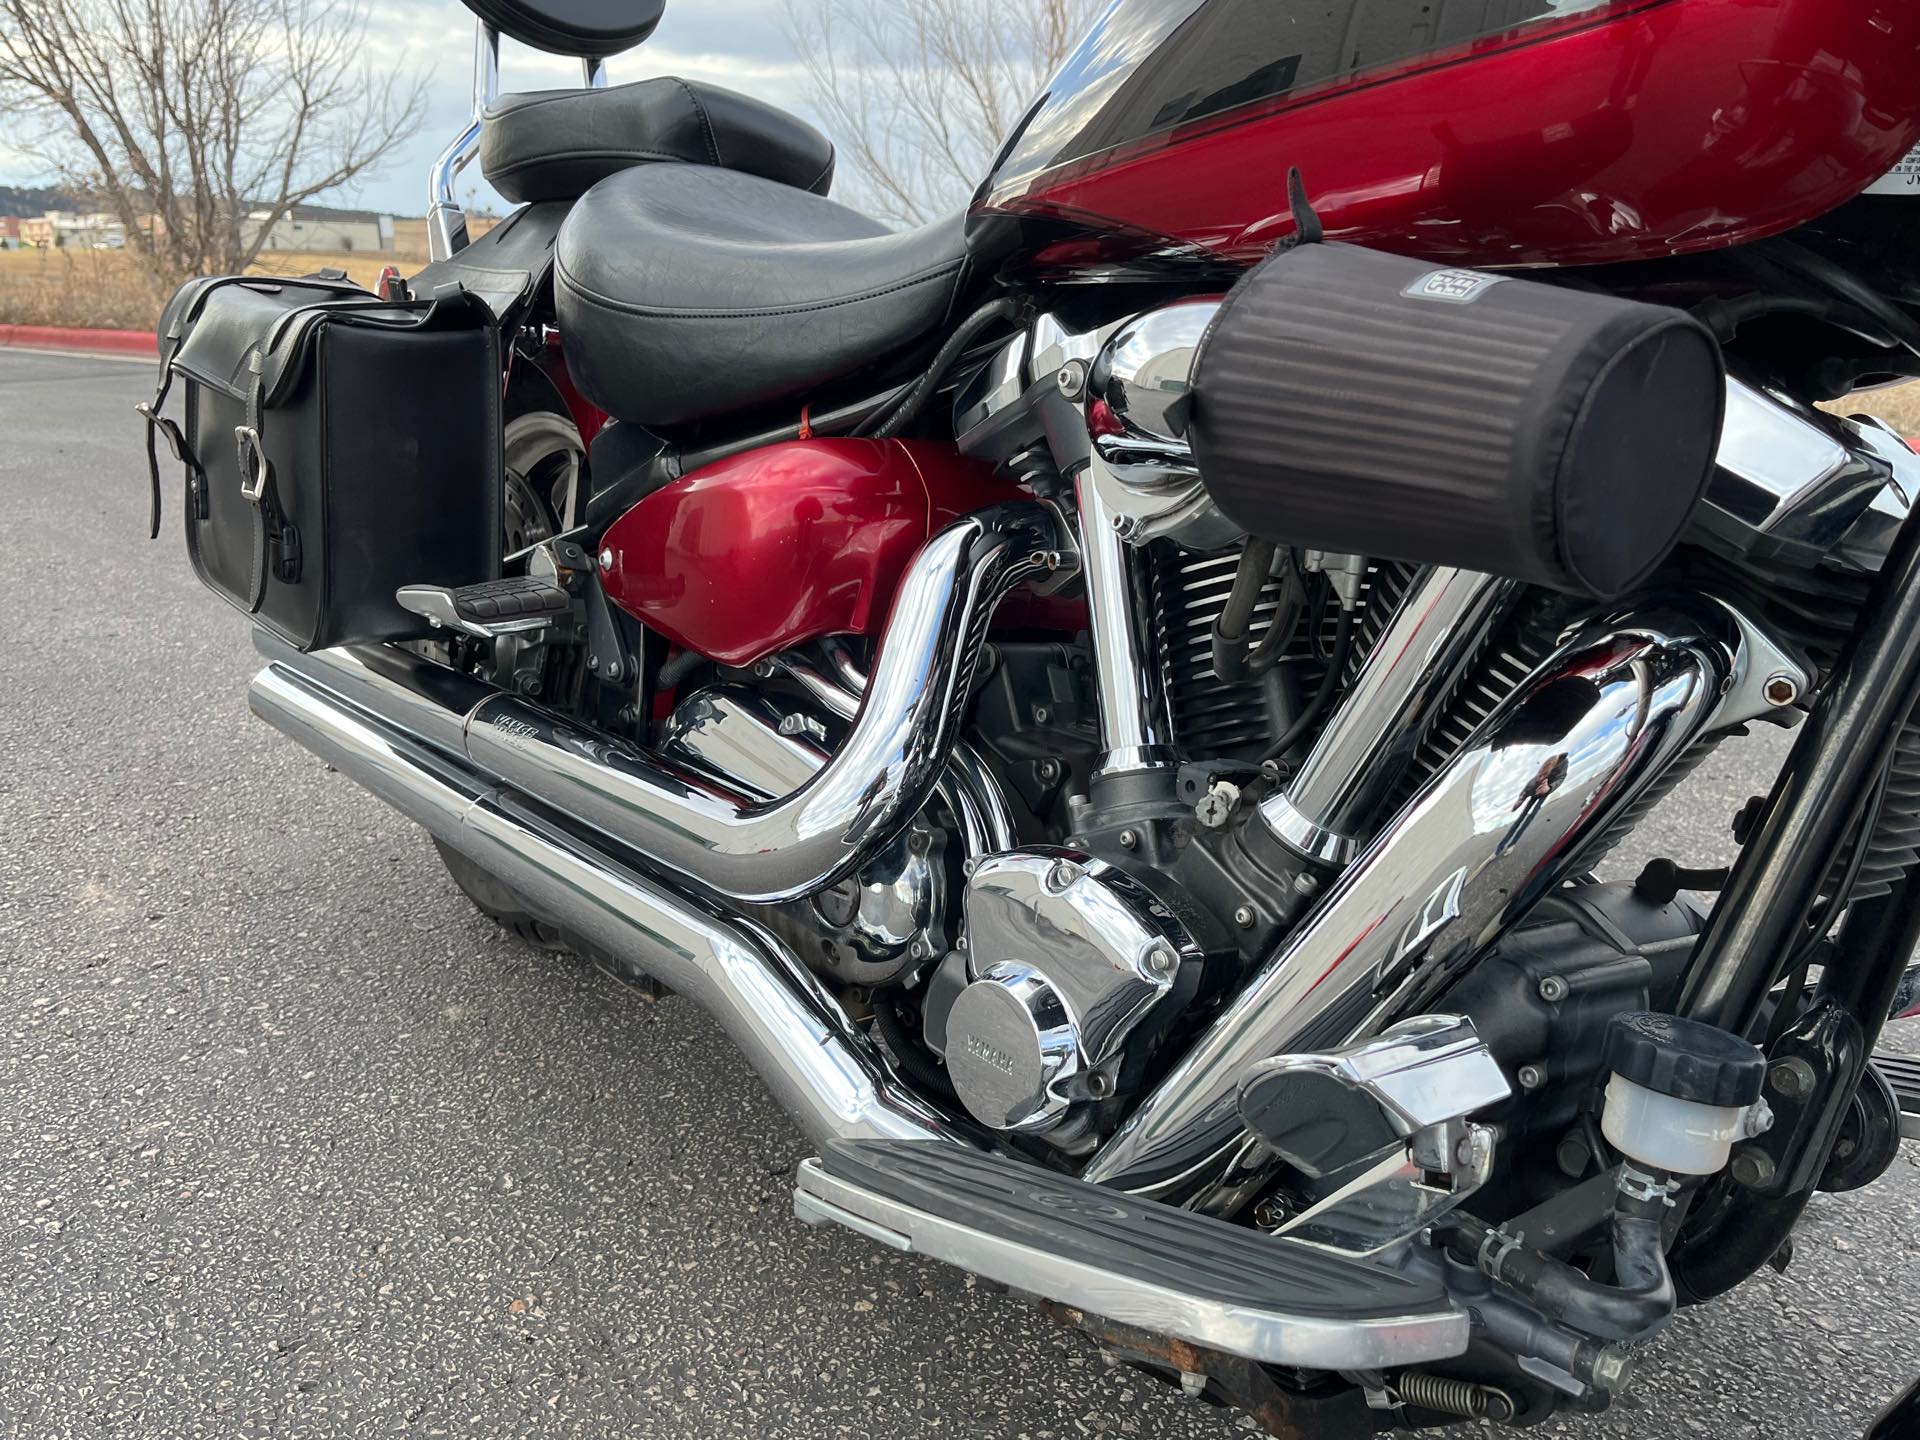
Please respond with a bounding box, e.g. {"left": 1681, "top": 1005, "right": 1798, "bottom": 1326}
{"left": 1868, "top": 141, "right": 1920, "bottom": 196}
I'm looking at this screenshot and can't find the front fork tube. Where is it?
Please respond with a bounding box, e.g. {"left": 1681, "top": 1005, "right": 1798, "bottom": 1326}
{"left": 1670, "top": 501, "right": 1920, "bottom": 1298}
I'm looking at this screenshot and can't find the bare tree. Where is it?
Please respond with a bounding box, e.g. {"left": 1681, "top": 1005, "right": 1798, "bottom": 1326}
{"left": 0, "top": 0, "right": 424, "bottom": 288}
{"left": 786, "top": 0, "right": 1099, "bottom": 226}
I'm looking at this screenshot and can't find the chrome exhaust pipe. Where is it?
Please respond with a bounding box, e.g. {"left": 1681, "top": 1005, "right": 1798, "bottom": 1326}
{"left": 263, "top": 502, "right": 1060, "bottom": 906}
{"left": 249, "top": 660, "right": 969, "bottom": 1149}
{"left": 1083, "top": 599, "right": 1778, "bottom": 1208}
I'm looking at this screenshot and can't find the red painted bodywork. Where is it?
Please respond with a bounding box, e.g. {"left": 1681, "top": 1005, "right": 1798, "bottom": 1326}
{"left": 599, "top": 438, "right": 1026, "bottom": 667}
{"left": 983, "top": 0, "right": 1920, "bottom": 268}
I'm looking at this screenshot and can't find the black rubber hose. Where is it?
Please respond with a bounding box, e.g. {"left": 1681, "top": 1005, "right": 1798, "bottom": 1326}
{"left": 871, "top": 996, "right": 959, "bottom": 1102}
{"left": 1210, "top": 539, "right": 1276, "bottom": 685}
{"left": 1258, "top": 602, "right": 1356, "bottom": 763}
{"left": 1759, "top": 240, "right": 1920, "bottom": 359}
{"left": 1445, "top": 1176, "right": 1677, "bottom": 1343}
{"left": 863, "top": 298, "right": 1020, "bottom": 439}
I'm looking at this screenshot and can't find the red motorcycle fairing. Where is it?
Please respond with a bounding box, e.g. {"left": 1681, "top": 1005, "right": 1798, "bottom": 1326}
{"left": 975, "top": 0, "right": 1920, "bottom": 269}
{"left": 598, "top": 438, "right": 1026, "bottom": 667}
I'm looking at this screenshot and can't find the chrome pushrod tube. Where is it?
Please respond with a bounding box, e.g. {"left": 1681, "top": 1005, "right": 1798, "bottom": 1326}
{"left": 1075, "top": 463, "right": 1176, "bottom": 777}
{"left": 1083, "top": 601, "right": 1752, "bottom": 1207}
{"left": 249, "top": 662, "right": 966, "bottom": 1150}
{"left": 1261, "top": 567, "right": 1516, "bottom": 866}
{"left": 464, "top": 505, "right": 1061, "bottom": 903}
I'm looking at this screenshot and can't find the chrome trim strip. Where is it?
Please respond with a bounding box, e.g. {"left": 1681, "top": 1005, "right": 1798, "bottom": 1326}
{"left": 792, "top": 1157, "right": 1469, "bottom": 1368}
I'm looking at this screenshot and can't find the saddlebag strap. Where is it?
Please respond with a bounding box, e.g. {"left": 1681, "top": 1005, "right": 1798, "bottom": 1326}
{"left": 237, "top": 347, "right": 279, "bottom": 614}
{"left": 135, "top": 328, "right": 192, "bottom": 540}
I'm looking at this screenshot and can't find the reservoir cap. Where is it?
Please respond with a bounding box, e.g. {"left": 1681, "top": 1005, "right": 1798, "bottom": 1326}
{"left": 1603, "top": 1011, "right": 1765, "bottom": 1108}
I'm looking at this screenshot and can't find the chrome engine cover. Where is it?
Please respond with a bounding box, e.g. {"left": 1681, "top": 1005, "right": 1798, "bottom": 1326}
{"left": 660, "top": 684, "right": 950, "bottom": 984}
{"left": 946, "top": 851, "right": 1201, "bottom": 1138}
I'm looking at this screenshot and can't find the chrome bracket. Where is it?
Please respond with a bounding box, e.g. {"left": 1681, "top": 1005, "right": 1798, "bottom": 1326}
{"left": 1276, "top": 1118, "right": 1497, "bottom": 1256}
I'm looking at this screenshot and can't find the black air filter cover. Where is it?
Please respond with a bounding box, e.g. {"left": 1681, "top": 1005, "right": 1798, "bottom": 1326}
{"left": 1187, "top": 244, "right": 1725, "bottom": 599}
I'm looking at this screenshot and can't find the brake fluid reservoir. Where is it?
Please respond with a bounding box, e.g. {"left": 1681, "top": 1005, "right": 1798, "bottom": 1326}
{"left": 1598, "top": 1012, "right": 1766, "bottom": 1175}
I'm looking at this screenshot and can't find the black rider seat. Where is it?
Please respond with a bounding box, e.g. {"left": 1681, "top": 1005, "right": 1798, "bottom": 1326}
{"left": 555, "top": 163, "right": 973, "bottom": 429}
{"left": 480, "top": 77, "right": 836, "bottom": 204}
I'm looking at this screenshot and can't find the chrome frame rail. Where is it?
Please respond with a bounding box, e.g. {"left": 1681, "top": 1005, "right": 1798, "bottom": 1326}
{"left": 426, "top": 23, "right": 610, "bottom": 261}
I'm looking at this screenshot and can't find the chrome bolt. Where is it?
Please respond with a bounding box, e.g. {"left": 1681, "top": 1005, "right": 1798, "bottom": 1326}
{"left": 1768, "top": 1057, "right": 1817, "bottom": 1100}
{"left": 1587, "top": 1347, "right": 1634, "bottom": 1395}
{"left": 1763, "top": 673, "right": 1800, "bottom": 707}
{"left": 963, "top": 857, "right": 980, "bottom": 879}
{"left": 1117, "top": 828, "right": 1139, "bottom": 851}
{"left": 1233, "top": 905, "right": 1256, "bottom": 929}
{"left": 1517, "top": 1063, "right": 1547, "bottom": 1091}
{"left": 1055, "top": 359, "right": 1088, "bottom": 398}
{"left": 908, "top": 830, "right": 931, "bottom": 856}
{"left": 907, "top": 938, "right": 929, "bottom": 961}
{"left": 1730, "top": 1148, "right": 1777, "bottom": 1188}
{"left": 586, "top": 654, "right": 600, "bottom": 673}
{"left": 1144, "top": 944, "right": 1178, "bottom": 978}
{"left": 1046, "top": 859, "right": 1079, "bottom": 894}
{"left": 1538, "top": 975, "right": 1570, "bottom": 1003}
{"left": 1032, "top": 705, "right": 1052, "bottom": 725}
{"left": 1110, "top": 513, "right": 1143, "bottom": 542}
{"left": 752, "top": 659, "right": 776, "bottom": 679}
{"left": 598, "top": 547, "right": 614, "bottom": 571}
{"left": 1036, "top": 759, "right": 1061, "bottom": 783}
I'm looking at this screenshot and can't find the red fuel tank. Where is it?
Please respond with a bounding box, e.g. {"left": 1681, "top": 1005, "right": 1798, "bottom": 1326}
{"left": 598, "top": 438, "right": 1025, "bottom": 667}
{"left": 974, "top": 0, "right": 1920, "bottom": 269}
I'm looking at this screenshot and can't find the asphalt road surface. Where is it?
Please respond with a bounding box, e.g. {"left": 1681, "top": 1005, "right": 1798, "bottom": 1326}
{"left": 2, "top": 346, "right": 1916, "bottom": 1439}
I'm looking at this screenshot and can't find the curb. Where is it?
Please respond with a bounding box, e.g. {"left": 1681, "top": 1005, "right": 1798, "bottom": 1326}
{"left": 0, "top": 324, "right": 154, "bottom": 356}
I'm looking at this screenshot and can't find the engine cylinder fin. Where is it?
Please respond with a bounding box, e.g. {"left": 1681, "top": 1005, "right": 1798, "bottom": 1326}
{"left": 1148, "top": 546, "right": 1416, "bottom": 760}
{"left": 1832, "top": 713, "right": 1920, "bottom": 903}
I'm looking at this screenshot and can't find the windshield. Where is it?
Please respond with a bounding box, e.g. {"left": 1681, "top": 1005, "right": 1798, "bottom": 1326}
{"left": 980, "top": 0, "right": 1630, "bottom": 209}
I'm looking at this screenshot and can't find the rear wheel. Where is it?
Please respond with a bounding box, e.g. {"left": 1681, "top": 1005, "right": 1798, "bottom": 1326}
{"left": 435, "top": 838, "right": 571, "bottom": 952}
{"left": 435, "top": 384, "right": 586, "bottom": 949}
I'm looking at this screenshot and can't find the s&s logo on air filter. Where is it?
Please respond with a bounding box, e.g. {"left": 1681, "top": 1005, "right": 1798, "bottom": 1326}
{"left": 1404, "top": 269, "right": 1507, "bottom": 304}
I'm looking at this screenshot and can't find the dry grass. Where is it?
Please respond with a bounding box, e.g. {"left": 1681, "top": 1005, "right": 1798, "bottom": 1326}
{"left": 1828, "top": 383, "right": 1920, "bottom": 435}
{"left": 0, "top": 244, "right": 428, "bottom": 331}
{"left": 8, "top": 241, "right": 1920, "bottom": 438}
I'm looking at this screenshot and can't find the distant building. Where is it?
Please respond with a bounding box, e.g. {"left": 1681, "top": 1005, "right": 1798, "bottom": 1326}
{"left": 390, "top": 213, "right": 499, "bottom": 260}
{"left": 246, "top": 203, "right": 395, "bottom": 254}
{"left": 22, "top": 210, "right": 125, "bottom": 248}
{"left": 0, "top": 216, "right": 19, "bottom": 248}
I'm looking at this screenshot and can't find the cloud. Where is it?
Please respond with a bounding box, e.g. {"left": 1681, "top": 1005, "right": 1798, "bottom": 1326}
{"left": 342, "top": 0, "right": 826, "bottom": 215}
{"left": 0, "top": 0, "right": 830, "bottom": 219}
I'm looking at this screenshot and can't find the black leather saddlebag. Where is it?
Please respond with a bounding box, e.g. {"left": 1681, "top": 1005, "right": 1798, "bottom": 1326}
{"left": 1187, "top": 244, "right": 1725, "bottom": 599}
{"left": 141, "top": 275, "right": 502, "bottom": 650}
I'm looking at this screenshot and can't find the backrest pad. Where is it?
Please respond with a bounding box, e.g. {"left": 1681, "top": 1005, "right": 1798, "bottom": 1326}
{"left": 460, "top": 0, "right": 664, "bottom": 58}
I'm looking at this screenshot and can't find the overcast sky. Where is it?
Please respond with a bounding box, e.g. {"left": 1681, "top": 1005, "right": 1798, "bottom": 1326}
{"left": 1, "top": 0, "right": 828, "bottom": 218}
{"left": 353, "top": 0, "right": 824, "bottom": 215}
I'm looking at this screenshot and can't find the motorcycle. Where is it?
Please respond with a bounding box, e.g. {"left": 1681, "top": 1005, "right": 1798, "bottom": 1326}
{"left": 138, "top": 0, "right": 1920, "bottom": 1430}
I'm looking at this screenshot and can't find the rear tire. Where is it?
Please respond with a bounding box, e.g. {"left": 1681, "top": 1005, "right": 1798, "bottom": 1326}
{"left": 431, "top": 384, "right": 586, "bottom": 951}
{"left": 434, "top": 840, "right": 571, "bottom": 952}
